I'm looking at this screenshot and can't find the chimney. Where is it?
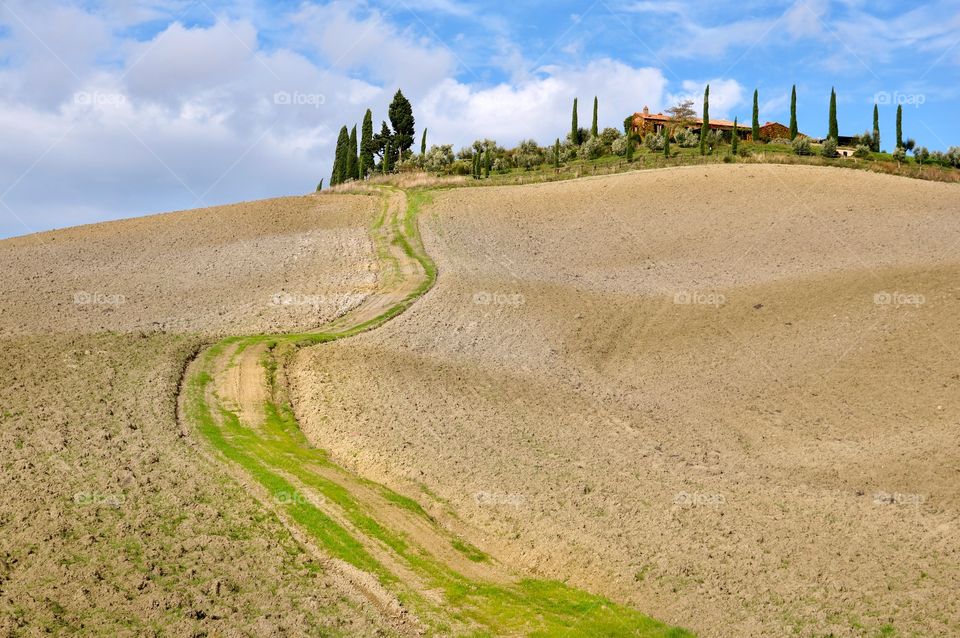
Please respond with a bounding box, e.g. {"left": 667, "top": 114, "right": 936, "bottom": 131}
{"left": 643, "top": 106, "right": 650, "bottom": 116}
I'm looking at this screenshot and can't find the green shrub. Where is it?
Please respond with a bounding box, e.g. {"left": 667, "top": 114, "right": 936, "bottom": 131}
{"left": 947, "top": 147, "right": 960, "bottom": 167}
{"left": 423, "top": 144, "right": 454, "bottom": 172}
{"left": 853, "top": 144, "right": 871, "bottom": 159}
{"left": 611, "top": 136, "right": 629, "bottom": 157}
{"left": 449, "top": 160, "right": 472, "bottom": 175}
{"left": 892, "top": 147, "right": 907, "bottom": 163}
{"left": 579, "top": 136, "right": 603, "bottom": 160}
{"left": 643, "top": 132, "right": 664, "bottom": 151}
{"left": 792, "top": 137, "right": 812, "bottom": 156}
{"left": 769, "top": 137, "right": 791, "bottom": 146}
{"left": 513, "top": 139, "right": 544, "bottom": 169}
{"left": 820, "top": 138, "right": 838, "bottom": 158}
{"left": 914, "top": 146, "right": 930, "bottom": 165}
{"left": 559, "top": 141, "right": 579, "bottom": 163}
{"left": 674, "top": 128, "right": 699, "bottom": 148}
{"left": 855, "top": 130, "right": 878, "bottom": 151}
{"left": 599, "top": 127, "right": 621, "bottom": 147}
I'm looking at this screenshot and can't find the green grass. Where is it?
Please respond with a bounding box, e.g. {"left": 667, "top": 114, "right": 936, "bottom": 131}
{"left": 182, "top": 187, "right": 693, "bottom": 636}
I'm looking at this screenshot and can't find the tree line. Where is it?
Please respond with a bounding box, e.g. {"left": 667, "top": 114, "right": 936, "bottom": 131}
{"left": 321, "top": 84, "right": 950, "bottom": 189}
{"left": 327, "top": 89, "right": 416, "bottom": 188}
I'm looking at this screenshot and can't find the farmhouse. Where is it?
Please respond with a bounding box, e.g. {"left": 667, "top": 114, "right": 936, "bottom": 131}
{"left": 630, "top": 106, "right": 800, "bottom": 141}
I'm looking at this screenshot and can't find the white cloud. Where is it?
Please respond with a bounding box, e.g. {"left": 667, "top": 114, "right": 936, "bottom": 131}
{"left": 420, "top": 59, "right": 668, "bottom": 149}
{"left": 289, "top": 2, "right": 458, "bottom": 96}
{"left": 666, "top": 78, "right": 745, "bottom": 119}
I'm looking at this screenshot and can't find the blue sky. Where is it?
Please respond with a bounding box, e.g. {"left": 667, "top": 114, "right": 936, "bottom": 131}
{"left": 1, "top": 0, "right": 958, "bottom": 238}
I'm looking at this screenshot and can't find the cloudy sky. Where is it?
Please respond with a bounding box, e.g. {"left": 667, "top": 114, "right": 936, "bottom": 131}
{"left": 1, "top": 0, "right": 958, "bottom": 238}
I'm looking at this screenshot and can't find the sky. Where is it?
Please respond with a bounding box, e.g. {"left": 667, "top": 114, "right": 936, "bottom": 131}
{"left": 1, "top": 0, "right": 958, "bottom": 238}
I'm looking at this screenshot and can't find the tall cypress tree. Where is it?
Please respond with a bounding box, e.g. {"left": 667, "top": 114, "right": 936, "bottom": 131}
{"left": 554, "top": 138, "right": 561, "bottom": 169}
{"left": 388, "top": 90, "right": 415, "bottom": 156}
{"left": 732, "top": 118, "right": 739, "bottom": 154}
{"left": 359, "top": 109, "right": 374, "bottom": 178}
{"left": 872, "top": 103, "right": 880, "bottom": 152}
{"left": 626, "top": 134, "right": 634, "bottom": 162}
{"left": 896, "top": 104, "right": 903, "bottom": 149}
{"left": 571, "top": 98, "right": 579, "bottom": 144}
{"left": 382, "top": 141, "right": 391, "bottom": 174}
{"left": 347, "top": 125, "right": 358, "bottom": 181}
{"left": 752, "top": 89, "right": 760, "bottom": 142}
{"left": 338, "top": 126, "right": 350, "bottom": 184}
{"left": 591, "top": 96, "right": 599, "bottom": 138}
{"left": 700, "top": 84, "right": 710, "bottom": 155}
{"left": 663, "top": 130, "right": 671, "bottom": 157}
{"left": 484, "top": 151, "right": 491, "bottom": 178}
{"left": 828, "top": 88, "right": 838, "bottom": 141}
{"left": 789, "top": 85, "right": 798, "bottom": 140}
{"left": 331, "top": 125, "right": 349, "bottom": 186}
{"left": 421, "top": 129, "right": 427, "bottom": 155}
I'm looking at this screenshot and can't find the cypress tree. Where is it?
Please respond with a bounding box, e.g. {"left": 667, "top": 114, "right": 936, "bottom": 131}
{"left": 484, "top": 151, "right": 491, "bottom": 178}
{"left": 421, "top": 129, "right": 427, "bottom": 155}
{"left": 789, "top": 85, "right": 798, "bottom": 140}
{"left": 388, "top": 90, "right": 415, "bottom": 156}
{"left": 626, "top": 134, "right": 635, "bottom": 162}
{"left": 700, "top": 84, "right": 710, "bottom": 155}
{"left": 896, "top": 104, "right": 903, "bottom": 149}
{"left": 663, "top": 131, "right": 671, "bottom": 157}
{"left": 359, "top": 109, "right": 374, "bottom": 178}
{"left": 828, "top": 88, "right": 838, "bottom": 141}
{"left": 330, "top": 146, "right": 340, "bottom": 187}
{"left": 571, "top": 98, "right": 579, "bottom": 144}
{"left": 752, "top": 89, "right": 760, "bottom": 141}
{"left": 338, "top": 126, "right": 350, "bottom": 184}
{"left": 872, "top": 103, "right": 880, "bottom": 152}
{"left": 316, "top": 178, "right": 323, "bottom": 192}
{"left": 732, "top": 118, "right": 739, "bottom": 154}
{"left": 554, "top": 138, "right": 561, "bottom": 169}
{"left": 591, "top": 96, "right": 599, "bottom": 138}
{"left": 347, "top": 125, "right": 358, "bottom": 181}
{"left": 331, "top": 125, "right": 349, "bottom": 186}
{"left": 382, "top": 141, "right": 391, "bottom": 174}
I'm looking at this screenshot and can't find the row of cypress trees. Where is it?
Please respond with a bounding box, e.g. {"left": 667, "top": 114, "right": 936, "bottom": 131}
{"left": 569, "top": 96, "right": 602, "bottom": 145}
{"left": 328, "top": 90, "right": 416, "bottom": 188}
{"left": 751, "top": 85, "right": 906, "bottom": 151}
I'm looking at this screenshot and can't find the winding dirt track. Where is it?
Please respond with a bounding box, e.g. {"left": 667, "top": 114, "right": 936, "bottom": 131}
{"left": 183, "top": 187, "right": 689, "bottom": 636}
{"left": 215, "top": 188, "right": 425, "bottom": 426}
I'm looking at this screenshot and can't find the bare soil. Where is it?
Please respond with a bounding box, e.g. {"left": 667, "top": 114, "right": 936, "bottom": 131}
{"left": 290, "top": 165, "right": 960, "bottom": 637}
{"left": 0, "top": 194, "right": 377, "bottom": 337}
{"left": 0, "top": 194, "right": 399, "bottom": 636}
